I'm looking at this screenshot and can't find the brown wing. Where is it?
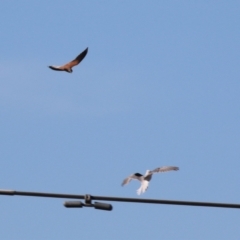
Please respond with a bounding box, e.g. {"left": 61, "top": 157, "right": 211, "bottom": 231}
{"left": 64, "top": 47, "right": 88, "bottom": 68}
{"left": 150, "top": 166, "right": 179, "bottom": 174}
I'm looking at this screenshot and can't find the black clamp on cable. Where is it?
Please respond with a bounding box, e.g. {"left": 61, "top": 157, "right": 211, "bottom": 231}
{"left": 84, "top": 194, "right": 93, "bottom": 207}
{"left": 64, "top": 194, "right": 113, "bottom": 211}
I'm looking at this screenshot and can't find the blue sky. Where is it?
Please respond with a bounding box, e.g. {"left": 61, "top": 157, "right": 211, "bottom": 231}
{"left": 1, "top": 1, "right": 240, "bottom": 239}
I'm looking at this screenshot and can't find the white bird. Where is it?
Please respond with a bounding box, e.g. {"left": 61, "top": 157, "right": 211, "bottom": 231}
{"left": 121, "top": 166, "right": 179, "bottom": 195}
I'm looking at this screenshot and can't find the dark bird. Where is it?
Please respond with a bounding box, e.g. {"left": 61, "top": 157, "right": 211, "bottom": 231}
{"left": 122, "top": 166, "right": 179, "bottom": 195}
{"left": 49, "top": 48, "right": 88, "bottom": 73}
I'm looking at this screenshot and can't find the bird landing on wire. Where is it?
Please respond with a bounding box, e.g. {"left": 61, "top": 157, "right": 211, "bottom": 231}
{"left": 121, "top": 166, "right": 179, "bottom": 195}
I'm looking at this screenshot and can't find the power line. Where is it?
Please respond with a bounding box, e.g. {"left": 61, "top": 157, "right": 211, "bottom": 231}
{"left": 0, "top": 188, "right": 239, "bottom": 211}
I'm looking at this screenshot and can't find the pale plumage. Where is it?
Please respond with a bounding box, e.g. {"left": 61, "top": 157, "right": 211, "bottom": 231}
{"left": 122, "top": 166, "right": 179, "bottom": 195}
{"left": 49, "top": 47, "right": 88, "bottom": 73}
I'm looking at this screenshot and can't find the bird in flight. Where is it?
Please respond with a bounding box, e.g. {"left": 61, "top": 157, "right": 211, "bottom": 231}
{"left": 122, "top": 166, "right": 179, "bottom": 195}
{"left": 49, "top": 47, "right": 88, "bottom": 73}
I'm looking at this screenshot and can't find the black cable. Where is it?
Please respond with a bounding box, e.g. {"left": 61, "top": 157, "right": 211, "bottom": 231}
{"left": 0, "top": 189, "right": 239, "bottom": 209}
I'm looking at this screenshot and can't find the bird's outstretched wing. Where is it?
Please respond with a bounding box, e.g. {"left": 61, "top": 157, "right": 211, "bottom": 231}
{"left": 121, "top": 173, "right": 143, "bottom": 186}
{"left": 150, "top": 166, "right": 179, "bottom": 174}
{"left": 49, "top": 66, "right": 65, "bottom": 71}
{"left": 49, "top": 47, "right": 88, "bottom": 71}
{"left": 64, "top": 47, "right": 88, "bottom": 68}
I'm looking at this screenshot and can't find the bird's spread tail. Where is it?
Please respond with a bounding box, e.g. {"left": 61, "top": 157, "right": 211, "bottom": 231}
{"left": 136, "top": 180, "right": 149, "bottom": 195}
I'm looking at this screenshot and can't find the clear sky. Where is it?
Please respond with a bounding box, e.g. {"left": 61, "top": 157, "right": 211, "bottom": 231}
{"left": 1, "top": 1, "right": 240, "bottom": 239}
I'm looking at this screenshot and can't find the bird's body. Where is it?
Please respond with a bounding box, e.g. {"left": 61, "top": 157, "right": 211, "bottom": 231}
{"left": 49, "top": 47, "right": 88, "bottom": 73}
{"left": 122, "top": 166, "right": 179, "bottom": 195}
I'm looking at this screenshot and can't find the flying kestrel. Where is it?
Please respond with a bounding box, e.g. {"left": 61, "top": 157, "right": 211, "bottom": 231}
{"left": 122, "top": 166, "right": 179, "bottom": 195}
{"left": 49, "top": 47, "right": 88, "bottom": 73}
